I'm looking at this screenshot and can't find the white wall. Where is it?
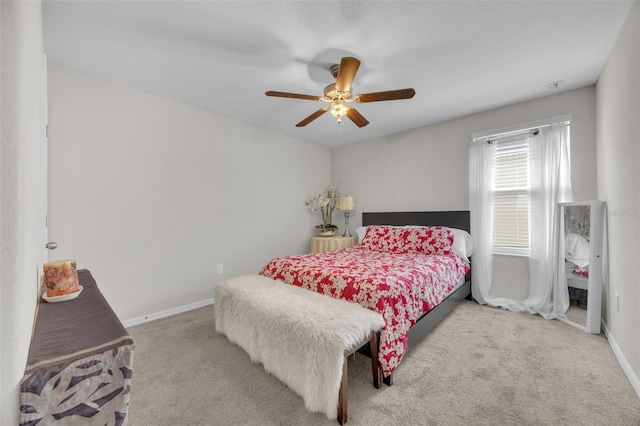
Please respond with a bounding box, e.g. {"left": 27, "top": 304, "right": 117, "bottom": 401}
{"left": 0, "top": 1, "right": 46, "bottom": 423}
{"left": 596, "top": 0, "right": 640, "bottom": 391}
{"left": 47, "top": 64, "right": 330, "bottom": 321}
{"left": 332, "top": 87, "right": 597, "bottom": 299}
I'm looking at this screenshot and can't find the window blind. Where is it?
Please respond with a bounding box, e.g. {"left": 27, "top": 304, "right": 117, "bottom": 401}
{"left": 493, "top": 141, "right": 530, "bottom": 252}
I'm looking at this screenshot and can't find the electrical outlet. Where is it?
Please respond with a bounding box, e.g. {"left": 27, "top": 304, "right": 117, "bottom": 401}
{"left": 615, "top": 292, "right": 620, "bottom": 312}
{"left": 216, "top": 264, "right": 223, "bottom": 275}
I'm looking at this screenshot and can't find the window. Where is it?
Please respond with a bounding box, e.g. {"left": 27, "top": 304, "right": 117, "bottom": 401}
{"left": 492, "top": 138, "right": 530, "bottom": 256}
{"left": 470, "top": 116, "right": 573, "bottom": 311}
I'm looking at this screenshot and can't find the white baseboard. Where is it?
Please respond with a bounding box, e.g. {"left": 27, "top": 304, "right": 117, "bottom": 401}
{"left": 602, "top": 320, "right": 640, "bottom": 398}
{"left": 122, "top": 298, "right": 214, "bottom": 328}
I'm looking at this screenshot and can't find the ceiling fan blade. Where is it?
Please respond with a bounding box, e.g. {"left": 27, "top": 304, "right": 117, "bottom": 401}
{"left": 296, "top": 107, "right": 330, "bottom": 127}
{"left": 335, "top": 57, "right": 361, "bottom": 92}
{"left": 345, "top": 107, "right": 369, "bottom": 128}
{"left": 265, "top": 91, "right": 322, "bottom": 101}
{"left": 354, "top": 88, "right": 416, "bottom": 103}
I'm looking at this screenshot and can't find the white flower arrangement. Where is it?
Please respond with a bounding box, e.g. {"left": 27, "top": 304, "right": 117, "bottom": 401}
{"left": 305, "top": 181, "right": 340, "bottom": 231}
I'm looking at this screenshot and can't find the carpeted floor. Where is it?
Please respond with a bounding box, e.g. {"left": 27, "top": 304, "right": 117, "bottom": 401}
{"left": 127, "top": 300, "right": 640, "bottom": 425}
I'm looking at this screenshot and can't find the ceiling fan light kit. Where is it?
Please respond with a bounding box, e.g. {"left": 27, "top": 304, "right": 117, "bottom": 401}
{"left": 266, "top": 57, "right": 415, "bottom": 128}
{"left": 330, "top": 102, "right": 348, "bottom": 123}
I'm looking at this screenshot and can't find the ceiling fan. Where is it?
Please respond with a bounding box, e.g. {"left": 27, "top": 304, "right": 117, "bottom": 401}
{"left": 265, "top": 57, "right": 415, "bottom": 128}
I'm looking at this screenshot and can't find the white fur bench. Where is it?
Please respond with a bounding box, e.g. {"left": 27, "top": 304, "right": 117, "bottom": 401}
{"left": 214, "top": 274, "right": 385, "bottom": 425}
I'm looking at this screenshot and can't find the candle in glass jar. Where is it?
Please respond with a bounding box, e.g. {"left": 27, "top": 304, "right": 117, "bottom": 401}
{"left": 43, "top": 259, "right": 80, "bottom": 297}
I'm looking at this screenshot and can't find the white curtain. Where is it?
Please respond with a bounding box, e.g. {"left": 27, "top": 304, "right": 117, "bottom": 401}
{"left": 469, "top": 137, "right": 495, "bottom": 305}
{"left": 470, "top": 122, "right": 573, "bottom": 317}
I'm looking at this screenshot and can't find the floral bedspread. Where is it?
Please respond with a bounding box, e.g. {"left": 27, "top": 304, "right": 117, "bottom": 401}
{"left": 572, "top": 263, "right": 589, "bottom": 277}
{"left": 259, "top": 246, "right": 469, "bottom": 376}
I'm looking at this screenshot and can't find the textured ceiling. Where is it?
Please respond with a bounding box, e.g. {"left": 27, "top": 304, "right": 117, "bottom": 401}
{"left": 42, "top": 1, "right": 632, "bottom": 148}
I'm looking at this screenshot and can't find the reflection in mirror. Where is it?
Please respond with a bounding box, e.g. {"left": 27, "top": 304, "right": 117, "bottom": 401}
{"left": 556, "top": 201, "right": 604, "bottom": 333}
{"left": 562, "top": 205, "right": 591, "bottom": 328}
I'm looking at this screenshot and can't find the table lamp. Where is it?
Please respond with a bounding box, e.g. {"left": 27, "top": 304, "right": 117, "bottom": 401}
{"left": 336, "top": 196, "right": 356, "bottom": 237}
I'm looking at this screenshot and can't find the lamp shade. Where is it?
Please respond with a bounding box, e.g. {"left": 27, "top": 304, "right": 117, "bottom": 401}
{"left": 336, "top": 196, "right": 356, "bottom": 211}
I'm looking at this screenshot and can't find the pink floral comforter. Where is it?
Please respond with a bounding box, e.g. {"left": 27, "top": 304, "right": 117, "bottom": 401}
{"left": 572, "top": 264, "right": 589, "bottom": 277}
{"left": 259, "top": 246, "right": 469, "bottom": 376}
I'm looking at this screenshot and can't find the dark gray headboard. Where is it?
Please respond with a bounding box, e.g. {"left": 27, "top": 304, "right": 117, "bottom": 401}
{"left": 362, "top": 211, "right": 470, "bottom": 234}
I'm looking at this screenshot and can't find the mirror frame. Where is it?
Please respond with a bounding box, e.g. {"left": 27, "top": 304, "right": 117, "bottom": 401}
{"left": 555, "top": 201, "right": 605, "bottom": 333}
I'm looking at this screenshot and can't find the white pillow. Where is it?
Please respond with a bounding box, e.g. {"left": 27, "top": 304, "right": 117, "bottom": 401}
{"left": 450, "top": 228, "right": 473, "bottom": 258}
{"left": 565, "top": 233, "right": 590, "bottom": 267}
{"left": 355, "top": 226, "right": 368, "bottom": 243}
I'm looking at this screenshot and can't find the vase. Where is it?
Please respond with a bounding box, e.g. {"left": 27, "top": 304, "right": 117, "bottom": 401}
{"left": 316, "top": 227, "right": 337, "bottom": 237}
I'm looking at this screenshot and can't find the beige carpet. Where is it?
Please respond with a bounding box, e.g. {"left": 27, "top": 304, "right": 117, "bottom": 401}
{"left": 127, "top": 300, "right": 640, "bottom": 425}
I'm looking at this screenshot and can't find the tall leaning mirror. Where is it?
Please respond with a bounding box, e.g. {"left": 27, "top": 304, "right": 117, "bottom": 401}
{"left": 555, "top": 201, "right": 605, "bottom": 333}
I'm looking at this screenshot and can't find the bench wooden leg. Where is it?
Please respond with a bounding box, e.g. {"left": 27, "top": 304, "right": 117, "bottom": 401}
{"left": 337, "top": 354, "right": 348, "bottom": 425}
{"left": 337, "top": 331, "right": 386, "bottom": 424}
{"left": 370, "top": 331, "right": 382, "bottom": 389}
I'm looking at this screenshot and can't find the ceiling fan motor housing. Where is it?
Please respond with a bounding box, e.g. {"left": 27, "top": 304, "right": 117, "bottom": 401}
{"left": 323, "top": 83, "right": 352, "bottom": 102}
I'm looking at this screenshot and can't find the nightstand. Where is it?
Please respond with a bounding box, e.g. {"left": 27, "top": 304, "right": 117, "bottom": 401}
{"left": 310, "top": 235, "right": 356, "bottom": 253}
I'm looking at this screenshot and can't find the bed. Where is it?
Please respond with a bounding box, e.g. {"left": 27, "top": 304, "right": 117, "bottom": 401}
{"left": 564, "top": 232, "right": 590, "bottom": 308}
{"left": 259, "top": 211, "right": 472, "bottom": 385}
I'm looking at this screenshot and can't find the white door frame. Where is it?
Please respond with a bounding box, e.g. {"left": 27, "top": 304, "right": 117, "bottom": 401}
{"left": 42, "top": 53, "right": 49, "bottom": 264}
